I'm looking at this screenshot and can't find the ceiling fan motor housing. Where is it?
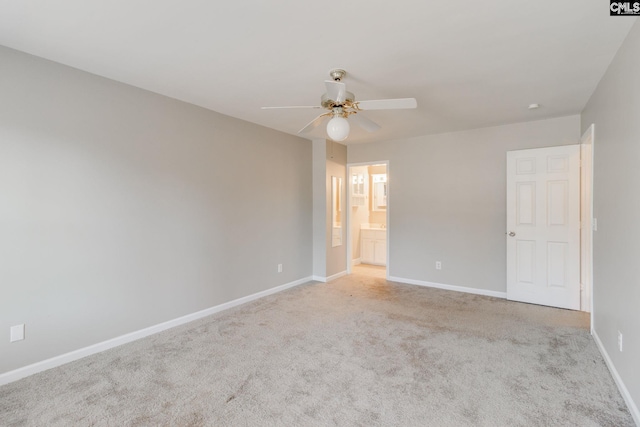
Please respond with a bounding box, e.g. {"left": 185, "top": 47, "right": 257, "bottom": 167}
{"left": 321, "top": 91, "right": 355, "bottom": 109}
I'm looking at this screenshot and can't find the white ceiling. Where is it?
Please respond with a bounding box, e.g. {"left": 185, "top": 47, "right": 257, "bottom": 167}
{"left": 0, "top": 1, "right": 636, "bottom": 144}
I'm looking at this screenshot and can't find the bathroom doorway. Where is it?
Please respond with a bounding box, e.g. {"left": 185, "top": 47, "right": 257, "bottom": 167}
{"left": 346, "top": 161, "right": 389, "bottom": 279}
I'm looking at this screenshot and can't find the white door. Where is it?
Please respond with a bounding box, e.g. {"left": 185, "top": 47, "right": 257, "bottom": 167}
{"left": 506, "top": 145, "right": 581, "bottom": 310}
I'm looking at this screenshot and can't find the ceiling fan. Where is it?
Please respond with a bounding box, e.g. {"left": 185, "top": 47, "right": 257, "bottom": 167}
{"left": 261, "top": 69, "right": 417, "bottom": 142}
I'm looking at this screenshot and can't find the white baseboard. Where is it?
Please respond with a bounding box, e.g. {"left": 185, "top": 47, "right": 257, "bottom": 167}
{"left": 312, "top": 270, "right": 348, "bottom": 283}
{"left": 352, "top": 258, "right": 361, "bottom": 266}
{"left": 0, "top": 276, "right": 313, "bottom": 387}
{"left": 327, "top": 270, "right": 347, "bottom": 282}
{"left": 388, "top": 276, "right": 507, "bottom": 299}
{"left": 592, "top": 330, "right": 640, "bottom": 426}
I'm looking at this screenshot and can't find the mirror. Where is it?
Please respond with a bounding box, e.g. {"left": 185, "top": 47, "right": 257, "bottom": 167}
{"left": 332, "top": 176, "right": 342, "bottom": 247}
{"left": 352, "top": 171, "right": 365, "bottom": 197}
{"left": 351, "top": 171, "right": 366, "bottom": 207}
{"left": 372, "top": 173, "right": 387, "bottom": 211}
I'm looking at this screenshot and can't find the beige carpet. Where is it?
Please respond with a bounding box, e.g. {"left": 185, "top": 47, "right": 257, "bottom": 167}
{"left": 0, "top": 271, "right": 634, "bottom": 426}
{"left": 352, "top": 263, "right": 386, "bottom": 278}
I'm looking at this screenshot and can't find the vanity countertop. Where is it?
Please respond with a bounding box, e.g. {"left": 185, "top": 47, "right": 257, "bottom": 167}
{"left": 360, "top": 223, "right": 386, "bottom": 230}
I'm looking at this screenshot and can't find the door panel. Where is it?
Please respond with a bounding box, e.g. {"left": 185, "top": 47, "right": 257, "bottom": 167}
{"left": 547, "top": 181, "right": 568, "bottom": 225}
{"left": 517, "top": 182, "right": 536, "bottom": 225}
{"left": 516, "top": 240, "right": 536, "bottom": 284}
{"left": 516, "top": 157, "right": 536, "bottom": 174}
{"left": 547, "top": 242, "right": 567, "bottom": 287}
{"left": 507, "top": 145, "right": 580, "bottom": 310}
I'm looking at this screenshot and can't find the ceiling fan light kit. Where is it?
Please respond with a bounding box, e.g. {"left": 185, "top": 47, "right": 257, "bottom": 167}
{"left": 326, "top": 115, "right": 350, "bottom": 141}
{"left": 262, "top": 69, "right": 417, "bottom": 142}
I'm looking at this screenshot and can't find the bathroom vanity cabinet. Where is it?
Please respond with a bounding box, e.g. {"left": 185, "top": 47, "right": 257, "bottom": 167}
{"left": 361, "top": 228, "right": 387, "bottom": 266}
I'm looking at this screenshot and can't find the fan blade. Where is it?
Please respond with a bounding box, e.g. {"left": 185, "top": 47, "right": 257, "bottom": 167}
{"left": 299, "top": 113, "right": 330, "bottom": 134}
{"left": 349, "top": 113, "right": 381, "bottom": 133}
{"left": 324, "top": 80, "right": 347, "bottom": 104}
{"left": 261, "top": 106, "right": 322, "bottom": 109}
{"left": 356, "top": 98, "right": 417, "bottom": 110}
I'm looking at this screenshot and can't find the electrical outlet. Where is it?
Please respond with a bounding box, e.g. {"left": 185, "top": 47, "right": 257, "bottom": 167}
{"left": 10, "top": 324, "right": 25, "bottom": 342}
{"left": 593, "top": 218, "right": 598, "bottom": 231}
{"left": 618, "top": 331, "right": 623, "bottom": 352}
{"left": 277, "top": 264, "right": 283, "bottom": 273}
{"left": 435, "top": 261, "right": 442, "bottom": 270}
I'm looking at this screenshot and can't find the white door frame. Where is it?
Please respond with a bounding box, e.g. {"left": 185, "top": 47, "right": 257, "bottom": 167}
{"left": 346, "top": 160, "right": 390, "bottom": 279}
{"left": 581, "top": 124, "right": 595, "bottom": 321}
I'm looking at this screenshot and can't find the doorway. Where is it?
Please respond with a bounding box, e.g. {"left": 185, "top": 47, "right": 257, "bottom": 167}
{"left": 580, "top": 124, "right": 595, "bottom": 319}
{"left": 346, "top": 161, "right": 389, "bottom": 279}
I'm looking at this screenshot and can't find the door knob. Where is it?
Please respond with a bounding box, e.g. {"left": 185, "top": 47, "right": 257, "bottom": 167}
{"left": 508, "top": 231, "right": 516, "bottom": 237}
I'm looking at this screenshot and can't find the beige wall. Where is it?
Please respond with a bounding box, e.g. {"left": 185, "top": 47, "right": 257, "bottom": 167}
{"left": 581, "top": 20, "right": 640, "bottom": 419}
{"left": 0, "top": 46, "right": 312, "bottom": 375}
{"left": 312, "top": 140, "right": 347, "bottom": 279}
{"left": 312, "top": 140, "right": 327, "bottom": 277}
{"left": 348, "top": 115, "right": 580, "bottom": 292}
{"left": 326, "top": 142, "right": 347, "bottom": 277}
